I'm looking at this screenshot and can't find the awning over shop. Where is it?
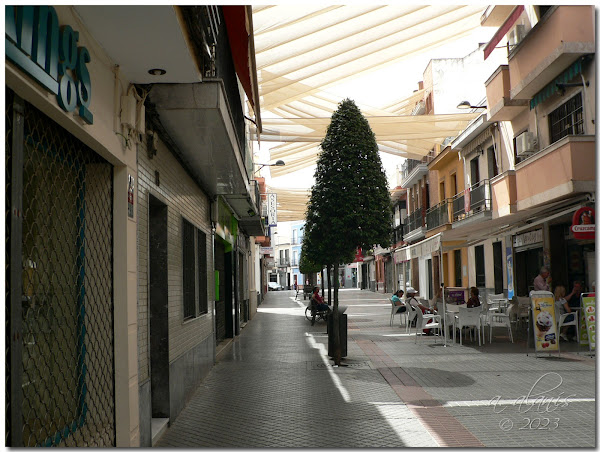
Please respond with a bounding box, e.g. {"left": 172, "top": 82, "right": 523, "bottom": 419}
{"left": 529, "top": 58, "right": 584, "bottom": 109}
{"left": 394, "top": 233, "right": 442, "bottom": 263}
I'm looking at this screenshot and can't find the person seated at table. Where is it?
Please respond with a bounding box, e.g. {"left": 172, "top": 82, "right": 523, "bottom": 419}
{"left": 406, "top": 287, "right": 437, "bottom": 334}
{"left": 554, "top": 285, "right": 575, "bottom": 342}
{"left": 406, "top": 287, "right": 435, "bottom": 313}
{"left": 310, "top": 286, "right": 330, "bottom": 325}
{"left": 466, "top": 286, "right": 481, "bottom": 308}
{"left": 391, "top": 289, "right": 406, "bottom": 313}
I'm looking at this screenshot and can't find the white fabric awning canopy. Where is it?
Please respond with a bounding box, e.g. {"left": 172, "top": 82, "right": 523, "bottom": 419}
{"left": 253, "top": 5, "right": 487, "bottom": 109}
{"left": 252, "top": 4, "right": 489, "bottom": 220}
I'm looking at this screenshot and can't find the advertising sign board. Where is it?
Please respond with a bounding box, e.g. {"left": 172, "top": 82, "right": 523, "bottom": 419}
{"left": 530, "top": 291, "right": 558, "bottom": 353}
{"left": 581, "top": 293, "right": 596, "bottom": 352}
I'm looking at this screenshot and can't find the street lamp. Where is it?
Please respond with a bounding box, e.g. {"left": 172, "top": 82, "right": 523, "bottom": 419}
{"left": 456, "top": 101, "right": 487, "bottom": 110}
{"left": 254, "top": 159, "right": 285, "bottom": 174}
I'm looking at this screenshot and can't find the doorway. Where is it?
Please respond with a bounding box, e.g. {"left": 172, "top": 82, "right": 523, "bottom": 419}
{"left": 493, "top": 241, "right": 503, "bottom": 294}
{"left": 149, "top": 195, "right": 170, "bottom": 420}
{"left": 515, "top": 247, "right": 543, "bottom": 296}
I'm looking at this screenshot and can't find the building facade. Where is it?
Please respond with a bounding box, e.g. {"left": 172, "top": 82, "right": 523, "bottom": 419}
{"left": 6, "top": 5, "right": 139, "bottom": 446}
{"left": 6, "top": 5, "right": 264, "bottom": 447}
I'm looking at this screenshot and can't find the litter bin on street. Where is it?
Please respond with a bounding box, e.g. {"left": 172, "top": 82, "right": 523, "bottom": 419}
{"left": 327, "top": 305, "right": 347, "bottom": 358}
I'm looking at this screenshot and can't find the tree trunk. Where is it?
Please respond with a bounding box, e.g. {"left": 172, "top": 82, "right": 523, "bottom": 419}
{"left": 327, "top": 264, "right": 332, "bottom": 305}
{"left": 332, "top": 262, "right": 341, "bottom": 365}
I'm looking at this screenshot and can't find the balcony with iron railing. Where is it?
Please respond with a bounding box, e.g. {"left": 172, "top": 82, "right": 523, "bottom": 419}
{"left": 276, "top": 258, "right": 290, "bottom": 267}
{"left": 451, "top": 179, "right": 492, "bottom": 225}
{"left": 406, "top": 207, "right": 425, "bottom": 234}
{"left": 426, "top": 199, "right": 452, "bottom": 231}
{"left": 291, "top": 236, "right": 303, "bottom": 245}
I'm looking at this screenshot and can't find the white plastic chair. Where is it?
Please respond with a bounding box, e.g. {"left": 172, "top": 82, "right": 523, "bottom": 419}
{"left": 516, "top": 296, "right": 530, "bottom": 329}
{"left": 457, "top": 306, "right": 482, "bottom": 346}
{"left": 389, "top": 298, "right": 406, "bottom": 327}
{"left": 555, "top": 305, "right": 579, "bottom": 347}
{"left": 488, "top": 311, "right": 514, "bottom": 343}
{"left": 414, "top": 308, "right": 442, "bottom": 343}
{"left": 405, "top": 302, "right": 418, "bottom": 334}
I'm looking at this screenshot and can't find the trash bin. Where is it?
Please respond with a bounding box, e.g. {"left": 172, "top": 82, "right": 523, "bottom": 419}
{"left": 327, "top": 306, "right": 347, "bottom": 358}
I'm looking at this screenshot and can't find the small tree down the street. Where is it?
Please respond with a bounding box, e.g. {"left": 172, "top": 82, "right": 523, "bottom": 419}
{"left": 304, "top": 98, "right": 392, "bottom": 365}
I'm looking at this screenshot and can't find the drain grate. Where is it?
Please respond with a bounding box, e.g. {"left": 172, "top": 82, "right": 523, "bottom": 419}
{"left": 309, "top": 360, "right": 373, "bottom": 370}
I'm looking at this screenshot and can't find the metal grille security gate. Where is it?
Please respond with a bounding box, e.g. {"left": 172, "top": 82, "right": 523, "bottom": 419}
{"left": 6, "top": 90, "right": 115, "bottom": 446}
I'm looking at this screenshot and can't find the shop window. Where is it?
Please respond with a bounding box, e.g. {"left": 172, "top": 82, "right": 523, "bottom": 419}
{"left": 549, "top": 92, "right": 584, "bottom": 144}
{"left": 475, "top": 245, "right": 485, "bottom": 287}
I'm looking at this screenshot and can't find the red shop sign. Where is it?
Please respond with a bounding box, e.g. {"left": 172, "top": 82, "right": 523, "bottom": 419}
{"left": 571, "top": 207, "right": 595, "bottom": 240}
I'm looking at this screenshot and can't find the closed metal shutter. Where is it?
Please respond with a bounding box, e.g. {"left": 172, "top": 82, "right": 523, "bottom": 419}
{"left": 6, "top": 90, "right": 115, "bottom": 447}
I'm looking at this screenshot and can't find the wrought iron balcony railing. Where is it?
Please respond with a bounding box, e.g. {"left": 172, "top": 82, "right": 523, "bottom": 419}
{"left": 451, "top": 179, "right": 492, "bottom": 222}
{"left": 406, "top": 207, "right": 425, "bottom": 233}
{"left": 426, "top": 199, "right": 451, "bottom": 230}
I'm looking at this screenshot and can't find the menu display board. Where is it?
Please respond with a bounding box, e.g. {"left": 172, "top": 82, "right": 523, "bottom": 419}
{"left": 581, "top": 293, "right": 596, "bottom": 352}
{"left": 530, "top": 291, "right": 558, "bottom": 352}
{"left": 446, "top": 287, "right": 466, "bottom": 304}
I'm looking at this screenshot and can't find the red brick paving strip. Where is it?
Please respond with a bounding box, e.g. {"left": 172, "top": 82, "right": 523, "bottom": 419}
{"left": 356, "top": 339, "right": 484, "bottom": 447}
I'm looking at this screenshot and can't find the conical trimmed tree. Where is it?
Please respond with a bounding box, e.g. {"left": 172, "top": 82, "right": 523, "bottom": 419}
{"left": 304, "top": 98, "right": 392, "bottom": 364}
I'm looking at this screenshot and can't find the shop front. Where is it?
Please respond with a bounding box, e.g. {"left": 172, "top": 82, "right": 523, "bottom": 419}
{"left": 6, "top": 5, "right": 139, "bottom": 446}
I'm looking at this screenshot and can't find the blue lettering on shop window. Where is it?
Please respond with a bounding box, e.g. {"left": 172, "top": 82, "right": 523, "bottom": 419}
{"left": 6, "top": 6, "right": 93, "bottom": 124}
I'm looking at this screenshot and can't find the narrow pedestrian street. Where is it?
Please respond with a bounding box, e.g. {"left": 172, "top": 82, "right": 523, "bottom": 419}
{"left": 157, "top": 290, "right": 595, "bottom": 448}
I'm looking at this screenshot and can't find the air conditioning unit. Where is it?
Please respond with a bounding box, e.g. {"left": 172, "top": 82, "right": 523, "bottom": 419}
{"left": 515, "top": 132, "right": 537, "bottom": 156}
{"left": 508, "top": 24, "right": 525, "bottom": 48}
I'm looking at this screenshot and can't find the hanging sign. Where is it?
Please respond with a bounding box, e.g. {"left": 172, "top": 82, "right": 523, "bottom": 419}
{"left": 267, "top": 193, "right": 277, "bottom": 226}
{"left": 6, "top": 6, "right": 94, "bottom": 124}
{"left": 580, "top": 293, "right": 595, "bottom": 352}
{"left": 530, "top": 291, "right": 558, "bottom": 352}
{"left": 259, "top": 247, "right": 273, "bottom": 255}
{"left": 571, "top": 207, "right": 595, "bottom": 240}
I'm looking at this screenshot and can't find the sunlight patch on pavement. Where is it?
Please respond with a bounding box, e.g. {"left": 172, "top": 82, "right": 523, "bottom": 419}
{"left": 369, "top": 402, "right": 439, "bottom": 447}
{"left": 257, "top": 307, "right": 305, "bottom": 316}
{"left": 305, "top": 332, "right": 351, "bottom": 403}
{"left": 442, "top": 397, "right": 595, "bottom": 407}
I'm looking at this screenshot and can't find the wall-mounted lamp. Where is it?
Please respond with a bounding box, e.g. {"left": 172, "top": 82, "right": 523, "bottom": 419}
{"left": 254, "top": 160, "right": 285, "bottom": 174}
{"left": 457, "top": 101, "right": 487, "bottom": 110}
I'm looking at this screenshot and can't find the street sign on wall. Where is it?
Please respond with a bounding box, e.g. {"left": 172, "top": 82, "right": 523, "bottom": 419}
{"left": 267, "top": 193, "right": 277, "bottom": 226}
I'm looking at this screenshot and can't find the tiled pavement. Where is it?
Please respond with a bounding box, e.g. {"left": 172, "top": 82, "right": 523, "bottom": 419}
{"left": 157, "top": 289, "right": 596, "bottom": 448}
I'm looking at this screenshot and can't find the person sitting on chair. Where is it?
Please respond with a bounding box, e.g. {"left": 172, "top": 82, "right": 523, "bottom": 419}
{"left": 391, "top": 289, "right": 406, "bottom": 313}
{"left": 310, "top": 286, "right": 330, "bottom": 325}
{"left": 466, "top": 286, "right": 481, "bottom": 308}
{"left": 554, "top": 285, "right": 574, "bottom": 342}
{"left": 406, "top": 287, "right": 436, "bottom": 334}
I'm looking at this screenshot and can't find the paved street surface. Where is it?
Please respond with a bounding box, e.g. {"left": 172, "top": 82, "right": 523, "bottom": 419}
{"left": 157, "top": 289, "right": 596, "bottom": 448}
